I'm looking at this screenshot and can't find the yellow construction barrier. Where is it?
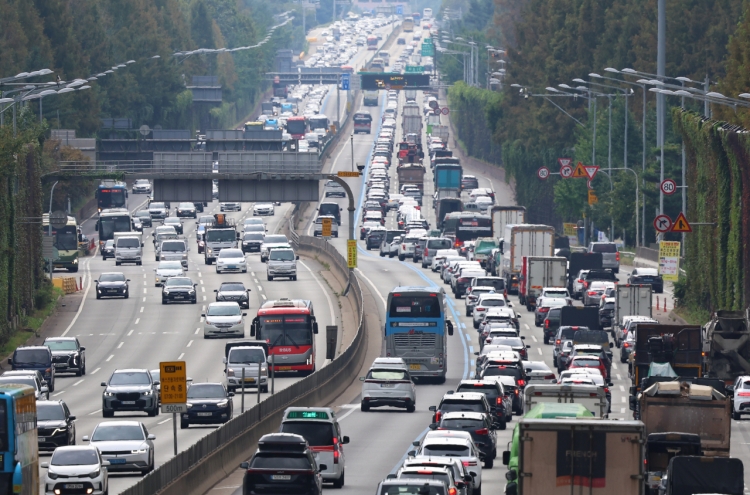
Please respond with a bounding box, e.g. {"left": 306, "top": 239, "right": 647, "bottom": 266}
{"left": 52, "top": 277, "right": 78, "bottom": 294}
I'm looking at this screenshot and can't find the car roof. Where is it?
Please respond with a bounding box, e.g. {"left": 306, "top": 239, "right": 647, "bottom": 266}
{"left": 441, "top": 392, "right": 485, "bottom": 401}
{"left": 209, "top": 301, "right": 241, "bottom": 307}
{"left": 112, "top": 368, "right": 150, "bottom": 374}
{"left": 634, "top": 268, "right": 659, "bottom": 275}
{"left": 45, "top": 336, "right": 76, "bottom": 341}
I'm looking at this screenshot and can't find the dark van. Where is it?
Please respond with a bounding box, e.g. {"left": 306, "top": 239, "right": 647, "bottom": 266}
{"left": 318, "top": 202, "right": 342, "bottom": 225}
{"left": 9, "top": 345, "right": 55, "bottom": 392}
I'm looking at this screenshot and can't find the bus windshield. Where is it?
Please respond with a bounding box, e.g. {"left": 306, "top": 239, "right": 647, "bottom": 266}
{"left": 53, "top": 227, "right": 78, "bottom": 251}
{"left": 286, "top": 118, "right": 307, "bottom": 136}
{"left": 261, "top": 316, "right": 313, "bottom": 347}
{"left": 99, "top": 215, "right": 131, "bottom": 240}
{"left": 98, "top": 187, "right": 126, "bottom": 209}
{"left": 388, "top": 295, "right": 441, "bottom": 318}
{"left": 456, "top": 216, "right": 492, "bottom": 241}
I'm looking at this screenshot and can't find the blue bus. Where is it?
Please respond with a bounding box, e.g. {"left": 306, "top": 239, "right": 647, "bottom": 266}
{"left": 0, "top": 385, "right": 38, "bottom": 495}
{"left": 96, "top": 181, "right": 128, "bottom": 212}
{"left": 385, "top": 287, "right": 453, "bottom": 383}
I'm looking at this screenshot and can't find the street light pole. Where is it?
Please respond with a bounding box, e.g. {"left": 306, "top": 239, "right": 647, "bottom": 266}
{"left": 657, "top": 0, "right": 666, "bottom": 216}
{"left": 48, "top": 181, "right": 58, "bottom": 279}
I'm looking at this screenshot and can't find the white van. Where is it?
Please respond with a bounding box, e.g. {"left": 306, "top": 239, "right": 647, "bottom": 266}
{"left": 114, "top": 232, "right": 143, "bottom": 266}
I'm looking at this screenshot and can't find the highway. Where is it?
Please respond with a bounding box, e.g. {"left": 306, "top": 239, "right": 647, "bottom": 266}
{"left": 206, "top": 24, "right": 750, "bottom": 495}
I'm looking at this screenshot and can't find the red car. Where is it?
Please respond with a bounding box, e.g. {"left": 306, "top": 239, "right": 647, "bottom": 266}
{"left": 567, "top": 355, "right": 607, "bottom": 379}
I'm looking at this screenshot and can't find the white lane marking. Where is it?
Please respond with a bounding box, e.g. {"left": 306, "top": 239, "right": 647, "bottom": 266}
{"left": 140, "top": 307, "right": 144, "bottom": 313}
{"left": 88, "top": 409, "right": 102, "bottom": 415}
{"left": 619, "top": 385, "right": 625, "bottom": 392}
{"left": 143, "top": 281, "right": 146, "bottom": 286}
{"left": 621, "top": 396, "right": 626, "bottom": 402}
{"left": 616, "top": 373, "right": 622, "bottom": 380}
{"left": 73, "top": 380, "right": 84, "bottom": 386}
{"left": 106, "top": 355, "right": 114, "bottom": 362}
{"left": 620, "top": 407, "right": 626, "bottom": 414}
{"left": 300, "top": 261, "right": 336, "bottom": 327}
{"left": 201, "top": 286, "right": 205, "bottom": 292}
{"left": 537, "top": 347, "right": 543, "bottom": 355}
{"left": 251, "top": 272, "right": 255, "bottom": 277}
{"left": 198, "top": 272, "right": 202, "bottom": 278}
{"left": 178, "top": 353, "right": 184, "bottom": 360}
{"left": 524, "top": 324, "right": 529, "bottom": 330}
{"left": 157, "top": 417, "right": 171, "bottom": 425}
{"left": 91, "top": 368, "right": 101, "bottom": 375}
{"left": 200, "top": 279, "right": 204, "bottom": 285}
{"left": 355, "top": 268, "right": 387, "bottom": 308}
{"left": 135, "top": 318, "right": 140, "bottom": 324}
{"left": 469, "top": 346, "right": 474, "bottom": 353}
{"left": 464, "top": 333, "right": 470, "bottom": 341}
{"left": 53, "top": 391, "right": 65, "bottom": 397}
{"left": 195, "top": 327, "right": 201, "bottom": 335}
{"left": 127, "top": 330, "right": 134, "bottom": 337}
{"left": 187, "top": 340, "right": 194, "bottom": 347}
{"left": 612, "top": 363, "right": 618, "bottom": 370}
{"left": 254, "top": 278, "right": 259, "bottom": 283}
{"left": 257, "top": 286, "right": 262, "bottom": 291}
{"left": 143, "top": 297, "right": 146, "bottom": 302}
{"left": 117, "top": 342, "right": 124, "bottom": 349}
{"left": 262, "top": 294, "right": 267, "bottom": 300}
{"left": 335, "top": 405, "right": 359, "bottom": 422}
{"left": 531, "top": 335, "right": 537, "bottom": 342}
{"left": 203, "top": 296, "right": 206, "bottom": 301}
{"left": 143, "top": 288, "right": 146, "bottom": 294}
{"left": 61, "top": 254, "right": 96, "bottom": 337}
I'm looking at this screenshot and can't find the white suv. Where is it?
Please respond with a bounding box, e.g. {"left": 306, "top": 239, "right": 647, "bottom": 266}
{"left": 360, "top": 363, "right": 416, "bottom": 412}
{"left": 267, "top": 248, "right": 298, "bottom": 281}
{"left": 397, "top": 230, "right": 427, "bottom": 261}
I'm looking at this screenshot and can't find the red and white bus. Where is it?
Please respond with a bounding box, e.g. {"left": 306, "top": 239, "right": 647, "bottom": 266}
{"left": 285, "top": 116, "right": 308, "bottom": 139}
{"left": 251, "top": 299, "right": 319, "bottom": 374}
{"left": 367, "top": 35, "right": 378, "bottom": 50}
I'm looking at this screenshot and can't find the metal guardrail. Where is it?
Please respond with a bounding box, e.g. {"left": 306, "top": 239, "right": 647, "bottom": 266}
{"left": 120, "top": 229, "right": 365, "bottom": 495}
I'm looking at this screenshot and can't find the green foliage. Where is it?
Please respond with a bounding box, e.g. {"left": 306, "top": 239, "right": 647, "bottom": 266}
{"left": 447, "top": 82, "right": 503, "bottom": 161}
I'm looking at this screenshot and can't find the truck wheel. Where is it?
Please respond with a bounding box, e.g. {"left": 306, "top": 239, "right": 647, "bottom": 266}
{"left": 398, "top": 254, "right": 405, "bottom": 261}
{"left": 380, "top": 251, "right": 385, "bottom": 257}
{"left": 543, "top": 335, "right": 549, "bottom": 344}
{"left": 733, "top": 411, "right": 741, "bottom": 420}
{"left": 498, "top": 418, "right": 506, "bottom": 430}
{"left": 484, "top": 458, "right": 493, "bottom": 469}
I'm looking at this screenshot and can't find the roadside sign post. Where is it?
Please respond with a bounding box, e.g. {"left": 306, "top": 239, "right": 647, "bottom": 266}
{"left": 160, "top": 361, "right": 187, "bottom": 456}
{"left": 661, "top": 179, "right": 677, "bottom": 195}
{"left": 347, "top": 239, "right": 357, "bottom": 268}
{"left": 241, "top": 367, "right": 246, "bottom": 413}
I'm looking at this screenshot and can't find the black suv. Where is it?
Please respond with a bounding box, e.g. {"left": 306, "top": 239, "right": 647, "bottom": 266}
{"left": 478, "top": 367, "right": 526, "bottom": 414}
{"left": 456, "top": 379, "right": 511, "bottom": 429}
{"left": 181, "top": 382, "right": 233, "bottom": 428}
{"left": 241, "top": 433, "right": 325, "bottom": 495}
{"left": 161, "top": 276, "right": 197, "bottom": 304}
{"left": 215, "top": 282, "right": 251, "bottom": 309}
{"left": 543, "top": 307, "right": 562, "bottom": 344}
{"left": 242, "top": 232, "right": 264, "bottom": 253}
{"left": 37, "top": 400, "right": 76, "bottom": 451}
{"left": 429, "top": 392, "right": 491, "bottom": 425}
{"left": 44, "top": 337, "right": 85, "bottom": 376}
{"left": 432, "top": 411, "right": 497, "bottom": 467}
{"left": 101, "top": 369, "right": 159, "bottom": 417}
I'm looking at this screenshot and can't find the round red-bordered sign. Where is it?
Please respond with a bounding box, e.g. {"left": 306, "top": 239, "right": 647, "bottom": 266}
{"left": 537, "top": 166, "right": 550, "bottom": 180}
{"left": 560, "top": 165, "right": 573, "bottom": 178}
{"left": 661, "top": 179, "right": 677, "bottom": 195}
{"left": 653, "top": 214, "right": 673, "bottom": 233}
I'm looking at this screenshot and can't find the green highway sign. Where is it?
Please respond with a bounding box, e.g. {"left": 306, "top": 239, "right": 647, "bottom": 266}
{"left": 405, "top": 66, "right": 424, "bottom": 73}
{"left": 423, "top": 38, "right": 433, "bottom": 45}
{"left": 421, "top": 44, "right": 434, "bottom": 56}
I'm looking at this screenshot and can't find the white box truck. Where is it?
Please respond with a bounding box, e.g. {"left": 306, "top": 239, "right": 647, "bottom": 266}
{"left": 492, "top": 206, "right": 526, "bottom": 241}
{"left": 519, "top": 256, "right": 568, "bottom": 310}
{"left": 614, "top": 284, "right": 652, "bottom": 334}
{"left": 501, "top": 224, "right": 555, "bottom": 295}
{"left": 503, "top": 418, "right": 646, "bottom": 495}
{"left": 523, "top": 384, "right": 609, "bottom": 418}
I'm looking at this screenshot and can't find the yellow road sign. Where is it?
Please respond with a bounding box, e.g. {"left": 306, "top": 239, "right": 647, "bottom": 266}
{"left": 337, "top": 171, "right": 360, "bottom": 177}
{"left": 347, "top": 239, "right": 357, "bottom": 268}
{"left": 588, "top": 190, "right": 598, "bottom": 205}
{"left": 671, "top": 212, "right": 693, "bottom": 233}
{"left": 160, "top": 361, "right": 187, "bottom": 404}
{"left": 572, "top": 162, "right": 588, "bottom": 178}
{"left": 322, "top": 218, "right": 332, "bottom": 237}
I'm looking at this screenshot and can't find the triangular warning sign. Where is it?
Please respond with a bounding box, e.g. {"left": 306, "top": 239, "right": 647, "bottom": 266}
{"left": 558, "top": 157, "right": 572, "bottom": 168}
{"left": 584, "top": 165, "right": 599, "bottom": 180}
{"left": 671, "top": 212, "right": 692, "bottom": 233}
{"left": 572, "top": 162, "right": 588, "bottom": 178}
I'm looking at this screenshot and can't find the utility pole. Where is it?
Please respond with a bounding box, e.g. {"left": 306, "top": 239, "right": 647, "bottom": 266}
{"left": 657, "top": 0, "right": 665, "bottom": 216}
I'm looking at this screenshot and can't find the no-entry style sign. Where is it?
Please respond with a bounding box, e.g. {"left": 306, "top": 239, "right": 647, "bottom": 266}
{"left": 560, "top": 165, "right": 573, "bottom": 178}
{"left": 441, "top": 107, "right": 450, "bottom": 115}
{"left": 661, "top": 179, "right": 677, "bottom": 195}
{"left": 653, "top": 214, "right": 673, "bottom": 233}
{"left": 537, "top": 166, "right": 550, "bottom": 180}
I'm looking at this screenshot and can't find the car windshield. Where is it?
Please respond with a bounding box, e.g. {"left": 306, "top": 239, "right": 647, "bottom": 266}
{"left": 559, "top": 328, "right": 582, "bottom": 340}
{"left": 109, "top": 372, "right": 150, "bottom": 386}
{"left": 187, "top": 384, "right": 225, "bottom": 399}
{"left": 400, "top": 473, "right": 451, "bottom": 485}
{"left": 573, "top": 358, "right": 601, "bottom": 366}
{"left": 250, "top": 454, "right": 311, "bottom": 470}
{"left": 99, "top": 274, "right": 125, "bottom": 282}
{"left": 205, "top": 230, "right": 236, "bottom": 242}
{"left": 220, "top": 283, "right": 246, "bottom": 292}
{"left": 37, "top": 403, "right": 65, "bottom": 421}
{"left": 159, "top": 261, "right": 183, "bottom": 270}
{"left": 525, "top": 362, "right": 551, "bottom": 371}
{"left": 228, "top": 348, "right": 264, "bottom": 364}
{"left": 379, "top": 484, "right": 446, "bottom": 495}
{"left": 51, "top": 449, "right": 99, "bottom": 466}
{"left": 161, "top": 241, "right": 185, "bottom": 252}
{"left": 150, "top": 203, "right": 165, "bottom": 209}
{"left": 179, "top": 203, "right": 193, "bottom": 208}
{"left": 367, "top": 369, "right": 409, "bottom": 380}
{"left": 280, "top": 422, "right": 335, "bottom": 446}
{"left": 440, "top": 400, "right": 484, "bottom": 413}
{"left": 480, "top": 299, "right": 506, "bottom": 308}
{"left": 439, "top": 418, "right": 484, "bottom": 431}
{"left": 422, "top": 444, "right": 471, "bottom": 457}
{"left": 0, "top": 378, "right": 36, "bottom": 388}
{"left": 117, "top": 238, "right": 139, "bottom": 248}
{"left": 492, "top": 338, "right": 523, "bottom": 347}
{"left": 244, "top": 225, "right": 264, "bottom": 232}
{"left": 244, "top": 233, "right": 264, "bottom": 241}
{"left": 92, "top": 425, "right": 145, "bottom": 441}
{"left": 264, "top": 235, "right": 288, "bottom": 244}
{"left": 13, "top": 349, "right": 49, "bottom": 365}
{"left": 136, "top": 211, "right": 149, "bottom": 218}
{"left": 45, "top": 340, "right": 77, "bottom": 351}
{"left": 591, "top": 244, "right": 617, "bottom": 253}
{"left": 219, "top": 250, "right": 243, "bottom": 258}
{"left": 164, "top": 218, "right": 179, "bottom": 224}
{"left": 270, "top": 250, "right": 295, "bottom": 261}
{"left": 482, "top": 367, "right": 522, "bottom": 379}
{"left": 208, "top": 305, "right": 240, "bottom": 316}
{"left": 165, "top": 278, "right": 192, "bottom": 287}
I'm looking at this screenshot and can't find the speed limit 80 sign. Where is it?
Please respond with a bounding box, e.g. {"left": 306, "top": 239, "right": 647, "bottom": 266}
{"left": 661, "top": 179, "right": 677, "bottom": 195}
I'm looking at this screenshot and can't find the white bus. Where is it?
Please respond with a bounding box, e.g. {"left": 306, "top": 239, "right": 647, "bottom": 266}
{"left": 423, "top": 8, "right": 433, "bottom": 20}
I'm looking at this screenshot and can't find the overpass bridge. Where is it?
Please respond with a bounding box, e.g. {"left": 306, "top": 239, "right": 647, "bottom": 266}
{"left": 45, "top": 151, "right": 328, "bottom": 202}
